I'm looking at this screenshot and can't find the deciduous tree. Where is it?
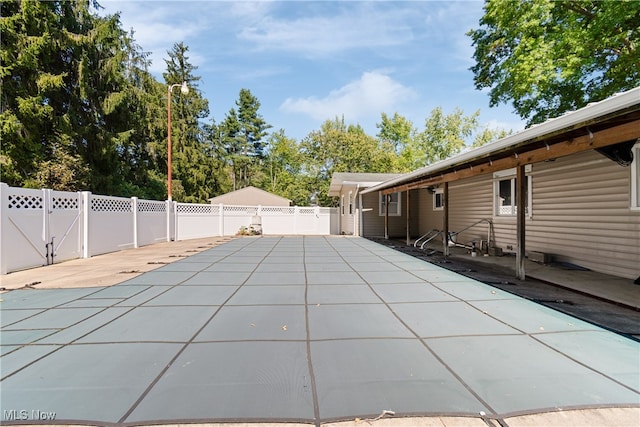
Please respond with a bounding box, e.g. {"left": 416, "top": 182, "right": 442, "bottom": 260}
{"left": 468, "top": 0, "right": 640, "bottom": 125}
{"left": 300, "top": 117, "right": 398, "bottom": 206}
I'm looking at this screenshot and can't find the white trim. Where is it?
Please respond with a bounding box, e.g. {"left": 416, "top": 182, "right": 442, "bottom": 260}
{"left": 379, "top": 191, "right": 402, "bottom": 216}
{"left": 348, "top": 191, "right": 353, "bottom": 215}
{"left": 433, "top": 188, "right": 444, "bottom": 211}
{"left": 631, "top": 141, "right": 640, "bottom": 210}
{"left": 493, "top": 170, "right": 532, "bottom": 218}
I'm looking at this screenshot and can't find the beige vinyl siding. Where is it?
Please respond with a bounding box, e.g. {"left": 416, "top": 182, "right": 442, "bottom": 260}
{"left": 527, "top": 151, "right": 639, "bottom": 279}
{"left": 416, "top": 188, "right": 443, "bottom": 236}
{"left": 360, "top": 191, "right": 410, "bottom": 238}
{"left": 443, "top": 150, "right": 639, "bottom": 279}
{"left": 407, "top": 189, "right": 421, "bottom": 238}
{"left": 449, "top": 176, "right": 494, "bottom": 245}
{"left": 361, "top": 192, "right": 384, "bottom": 237}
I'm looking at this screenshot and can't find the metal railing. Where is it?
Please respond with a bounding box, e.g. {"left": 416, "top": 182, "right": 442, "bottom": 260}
{"left": 413, "top": 218, "right": 495, "bottom": 252}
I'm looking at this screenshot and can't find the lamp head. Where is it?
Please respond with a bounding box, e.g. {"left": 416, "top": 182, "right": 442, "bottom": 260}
{"left": 180, "top": 81, "right": 189, "bottom": 95}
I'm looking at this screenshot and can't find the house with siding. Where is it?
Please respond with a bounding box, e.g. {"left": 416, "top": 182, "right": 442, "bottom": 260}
{"left": 332, "top": 87, "right": 640, "bottom": 281}
{"left": 328, "top": 173, "right": 403, "bottom": 235}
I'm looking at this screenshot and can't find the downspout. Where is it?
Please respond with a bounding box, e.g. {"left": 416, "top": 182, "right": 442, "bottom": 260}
{"left": 443, "top": 182, "right": 449, "bottom": 257}
{"left": 516, "top": 165, "right": 526, "bottom": 279}
{"left": 406, "top": 189, "right": 410, "bottom": 246}
{"left": 384, "top": 193, "right": 389, "bottom": 240}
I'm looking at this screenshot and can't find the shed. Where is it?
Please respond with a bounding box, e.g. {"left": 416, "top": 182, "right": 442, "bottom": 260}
{"left": 209, "top": 186, "right": 291, "bottom": 206}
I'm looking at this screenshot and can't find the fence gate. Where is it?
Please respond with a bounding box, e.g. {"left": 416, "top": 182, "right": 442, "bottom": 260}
{"left": 1, "top": 185, "right": 82, "bottom": 274}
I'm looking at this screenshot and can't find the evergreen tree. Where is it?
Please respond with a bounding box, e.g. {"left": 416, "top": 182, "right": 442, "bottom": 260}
{"left": 0, "top": 1, "right": 166, "bottom": 196}
{"left": 235, "top": 88, "right": 271, "bottom": 188}
{"left": 162, "top": 42, "right": 210, "bottom": 202}
{"left": 218, "top": 107, "right": 243, "bottom": 191}
{"left": 1, "top": 0, "right": 93, "bottom": 188}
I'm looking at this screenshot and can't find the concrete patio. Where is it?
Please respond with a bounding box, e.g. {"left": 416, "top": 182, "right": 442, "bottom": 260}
{"left": 1, "top": 236, "right": 638, "bottom": 426}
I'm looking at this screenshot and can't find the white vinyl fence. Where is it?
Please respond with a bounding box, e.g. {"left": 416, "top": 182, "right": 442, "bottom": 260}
{"left": 1, "top": 183, "right": 339, "bottom": 274}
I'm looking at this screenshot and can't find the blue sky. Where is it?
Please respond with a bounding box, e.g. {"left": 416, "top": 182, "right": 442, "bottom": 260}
{"left": 98, "top": 0, "right": 525, "bottom": 141}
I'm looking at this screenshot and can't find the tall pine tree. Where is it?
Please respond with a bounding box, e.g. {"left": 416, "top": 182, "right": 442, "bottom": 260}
{"left": 162, "top": 42, "right": 210, "bottom": 202}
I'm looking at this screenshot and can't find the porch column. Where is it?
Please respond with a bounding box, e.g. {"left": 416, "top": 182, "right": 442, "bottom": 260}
{"left": 384, "top": 194, "right": 389, "bottom": 240}
{"left": 358, "top": 193, "right": 363, "bottom": 237}
{"left": 516, "top": 165, "right": 526, "bottom": 279}
{"left": 406, "top": 189, "right": 411, "bottom": 246}
{"left": 442, "top": 182, "right": 449, "bottom": 257}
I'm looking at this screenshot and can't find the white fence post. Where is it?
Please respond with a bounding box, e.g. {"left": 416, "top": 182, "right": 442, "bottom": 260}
{"left": 166, "top": 200, "right": 171, "bottom": 242}
{"left": 42, "top": 189, "right": 51, "bottom": 250}
{"left": 294, "top": 206, "right": 299, "bottom": 235}
{"left": 0, "top": 183, "right": 7, "bottom": 274}
{"left": 132, "top": 197, "right": 138, "bottom": 248}
{"left": 81, "top": 191, "right": 91, "bottom": 258}
{"left": 173, "top": 201, "right": 178, "bottom": 241}
{"left": 219, "top": 203, "right": 224, "bottom": 236}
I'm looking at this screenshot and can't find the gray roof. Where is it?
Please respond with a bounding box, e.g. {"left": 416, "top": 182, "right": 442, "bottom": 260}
{"left": 209, "top": 186, "right": 292, "bottom": 206}
{"left": 328, "top": 173, "right": 404, "bottom": 196}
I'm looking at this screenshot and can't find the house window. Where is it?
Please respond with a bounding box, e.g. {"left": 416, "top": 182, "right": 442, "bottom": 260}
{"left": 433, "top": 188, "right": 444, "bottom": 211}
{"left": 379, "top": 192, "right": 401, "bottom": 216}
{"left": 632, "top": 141, "right": 640, "bottom": 210}
{"left": 494, "top": 167, "right": 532, "bottom": 217}
{"left": 348, "top": 191, "right": 353, "bottom": 215}
{"left": 341, "top": 195, "right": 345, "bottom": 215}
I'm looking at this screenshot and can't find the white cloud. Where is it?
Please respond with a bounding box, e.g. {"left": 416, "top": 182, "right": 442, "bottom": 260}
{"left": 99, "top": 1, "right": 211, "bottom": 74}
{"left": 238, "top": 3, "right": 414, "bottom": 57}
{"left": 280, "top": 71, "right": 417, "bottom": 121}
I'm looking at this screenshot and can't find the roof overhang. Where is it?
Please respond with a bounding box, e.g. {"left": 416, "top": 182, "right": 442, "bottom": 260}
{"left": 362, "top": 87, "right": 640, "bottom": 195}
{"left": 328, "top": 173, "right": 403, "bottom": 196}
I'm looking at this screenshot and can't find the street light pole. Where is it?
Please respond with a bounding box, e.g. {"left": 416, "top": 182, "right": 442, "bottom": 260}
{"left": 167, "top": 81, "right": 189, "bottom": 200}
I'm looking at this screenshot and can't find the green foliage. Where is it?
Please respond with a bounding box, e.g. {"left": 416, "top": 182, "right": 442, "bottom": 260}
{"left": 376, "top": 112, "right": 415, "bottom": 153}
{"left": 217, "top": 89, "right": 272, "bottom": 190}
{"left": 414, "top": 107, "right": 479, "bottom": 165}
{"left": 471, "top": 126, "right": 512, "bottom": 148}
{"left": 24, "top": 149, "right": 90, "bottom": 191}
{"left": 381, "top": 108, "right": 508, "bottom": 171}
{"left": 299, "top": 117, "right": 400, "bottom": 206}
{"left": 0, "top": 1, "right": 167, "bottom": 196}
{"left": 468, "top": 0, "right": 640, "bottom": 125}
{"left": 163, "top": 42, "right": 212, "bottom": 203}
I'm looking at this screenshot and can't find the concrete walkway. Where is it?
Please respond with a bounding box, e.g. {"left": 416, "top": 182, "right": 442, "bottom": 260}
{"left": 1, "top": 236, "right": 638, "bottom": 426}
{"left": 0, "top": 236, "right": 236, "bottom": 290}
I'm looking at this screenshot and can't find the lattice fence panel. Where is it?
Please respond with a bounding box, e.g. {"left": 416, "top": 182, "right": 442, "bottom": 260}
{"left": 224, "top": 205, "right": 258, "bottom": 215}
{"left": 7, "top": 194, "right": 43, "bottom": 209}
{"left": 177, "top": 203, "right": 213, "bottom": 214}
{"left": 138, "top": 200, "right": 166, "bottom": 213}
{"left": 261, "top": 207, "right": 295, "bottom": 215}
{"left": 91, "top": 197, "right": 133, "bottom": 212}
{"left": 52, "top": 196, "right": 79, "bottom": 210}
